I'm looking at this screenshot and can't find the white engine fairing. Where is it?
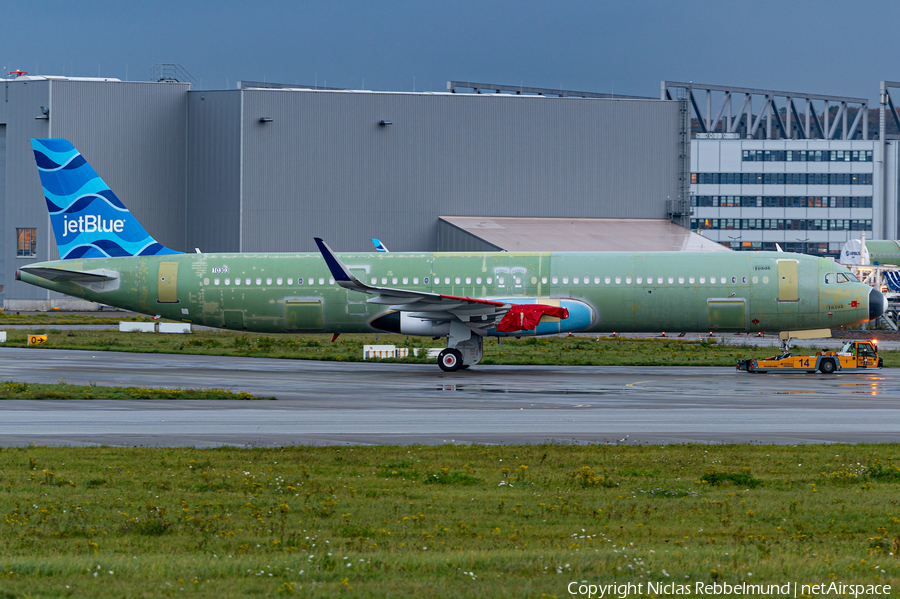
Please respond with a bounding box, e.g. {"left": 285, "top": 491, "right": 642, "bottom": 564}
{"left": 398, "top": 313, "right": 452, "bottom": 337}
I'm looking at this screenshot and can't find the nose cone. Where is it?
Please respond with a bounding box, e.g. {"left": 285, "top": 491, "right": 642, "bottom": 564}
{"left": 869, "top": 287, "right": 887, "bottom": 321}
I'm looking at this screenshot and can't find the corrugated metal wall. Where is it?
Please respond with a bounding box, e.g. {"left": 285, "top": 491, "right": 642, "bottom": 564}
{"left": 186, "top": 91, "right": 242, "bottom": 252}
{"left": 50, "top": 80, "right": 189, "bottom": 253}
{"left": 237, "top": 90, "right": 680, "bottom": 252}
{"left": 0, "top": 79, "right": 53, "bottom": 300}
{"left": 0, "top": 78, "right": 189, "bottom": 300}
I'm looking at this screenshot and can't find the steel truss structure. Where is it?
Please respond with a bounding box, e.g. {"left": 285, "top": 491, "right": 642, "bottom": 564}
{"left": 447, "top": 81, "right": 650, "bottom": 99}
{"left": 662, "top": 82, "right": 869, "bottom": 140}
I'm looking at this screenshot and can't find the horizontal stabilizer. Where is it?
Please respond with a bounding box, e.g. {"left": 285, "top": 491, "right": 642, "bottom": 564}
{"left": 18, "top": 266, "right": 118, "bottom": 282}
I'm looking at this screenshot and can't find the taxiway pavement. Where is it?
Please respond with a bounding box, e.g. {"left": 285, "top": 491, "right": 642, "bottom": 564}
{"left": 0, "top": 348, "right": 898, "bottom": 447}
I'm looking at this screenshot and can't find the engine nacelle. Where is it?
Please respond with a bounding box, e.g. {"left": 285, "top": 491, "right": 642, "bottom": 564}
{"left": 371, "top": 311, "right": 451, "bottom": 336}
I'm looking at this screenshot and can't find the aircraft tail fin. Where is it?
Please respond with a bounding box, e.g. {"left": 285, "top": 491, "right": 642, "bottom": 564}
{"left": 30, "top": 138, "right": 182, "bottom": 259}
{"left": 372, "top": 238, "right": 389, "bottom": 252}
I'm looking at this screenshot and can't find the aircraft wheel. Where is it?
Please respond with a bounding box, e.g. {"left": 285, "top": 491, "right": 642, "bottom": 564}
{"left": 819, "top": 359, "right": 836, "bottom": 374}
{"left": 438, "top": 348, "right": 464, "bottom": 372}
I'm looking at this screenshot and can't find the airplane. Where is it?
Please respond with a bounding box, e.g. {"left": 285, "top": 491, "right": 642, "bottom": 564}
{"left": 17, "top": 138, "right": 887, "bottom": 372}
{"left": 372, "top": 238, "right": 389, "bottom": 252}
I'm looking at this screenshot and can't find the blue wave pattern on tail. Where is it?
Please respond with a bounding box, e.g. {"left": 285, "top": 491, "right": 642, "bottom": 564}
{"left": 31, "top": 139, "right": 181, "bottom": 259}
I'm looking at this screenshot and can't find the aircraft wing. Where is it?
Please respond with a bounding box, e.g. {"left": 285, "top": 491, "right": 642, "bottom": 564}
{"left": 18, "top": 267, "right": 118, "bottom": 282}
{"left": 315, "top": 237, "right": 510, "bottom": 334}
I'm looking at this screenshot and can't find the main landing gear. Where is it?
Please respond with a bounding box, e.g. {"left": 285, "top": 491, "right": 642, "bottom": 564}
{"left": 437, "top": 321, "right": 483, "bottom": 372}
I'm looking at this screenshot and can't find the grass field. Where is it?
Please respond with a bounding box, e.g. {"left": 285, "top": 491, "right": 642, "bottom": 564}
{"left": 3, "top": 328, "right": 898, "bottom": 368}
{"left": 0, "top": 444, "right": 897, "bottom": 597}
{"left": 0, "top": 381, "right": 265, "bottom": 400}
{"left": 0, "top": 312, "right": 151, "bottom": 326}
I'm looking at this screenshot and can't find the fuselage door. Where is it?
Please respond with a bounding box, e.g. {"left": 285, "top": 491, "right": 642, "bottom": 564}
{"left": 777, "top": 259, "right": 799, "bottom": 302}
{"left": 511, "top": 267, "right": 526, "bottom": 295}
{"left": 494, "top": 267, "right": 510, "bottom": 295}
{"left": 157, "top": 262, "right": 179, "bottom": 304}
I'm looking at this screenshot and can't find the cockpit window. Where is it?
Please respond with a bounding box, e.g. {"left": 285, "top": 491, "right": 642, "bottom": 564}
{"left": 827, "top": 272, "right": 860, "bottom": 284}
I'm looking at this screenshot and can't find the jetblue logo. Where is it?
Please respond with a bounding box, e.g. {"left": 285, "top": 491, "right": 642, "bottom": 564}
{"left": 62, "top": 214, "right": 125, "bottom": 237}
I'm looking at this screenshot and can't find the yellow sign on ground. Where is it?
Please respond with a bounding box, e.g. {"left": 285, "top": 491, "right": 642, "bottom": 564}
{"left": 27, "top": 334, "right": 47, "bottom": 345}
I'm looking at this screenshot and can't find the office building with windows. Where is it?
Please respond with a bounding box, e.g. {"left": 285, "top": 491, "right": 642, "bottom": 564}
{"left": 663, "top": 81, "right": 900, "bottom": 257}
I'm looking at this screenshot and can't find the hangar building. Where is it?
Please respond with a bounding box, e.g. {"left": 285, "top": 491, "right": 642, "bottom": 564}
{"left": 0, "top": 76, "right": 688, "bottom": 308}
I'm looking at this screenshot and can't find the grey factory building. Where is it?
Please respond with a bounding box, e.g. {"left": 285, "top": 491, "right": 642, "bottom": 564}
{"left": 0, "top": 76, "right": 687, "bottom": 308}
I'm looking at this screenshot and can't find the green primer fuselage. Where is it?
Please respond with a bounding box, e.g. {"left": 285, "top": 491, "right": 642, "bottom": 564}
{"left": 19, "top": 250, "right": 872, "bottom": 334}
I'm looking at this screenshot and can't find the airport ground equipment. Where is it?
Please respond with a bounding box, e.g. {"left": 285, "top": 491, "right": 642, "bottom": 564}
{"left": 736, "top": 339, "right": 882, "bottom": 374}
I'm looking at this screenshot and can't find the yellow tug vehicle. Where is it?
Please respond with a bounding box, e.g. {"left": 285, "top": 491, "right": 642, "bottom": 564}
{"left": 737, "top": 340, "right": 882, "bottom": 374}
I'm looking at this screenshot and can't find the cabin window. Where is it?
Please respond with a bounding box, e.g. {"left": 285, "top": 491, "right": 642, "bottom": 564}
{"left": 225, "top": 278, "right": 231, "bottom": 285}
{"left": 403, "top": 277, "right": 409, "bottom": 284}
{"left": 382, "top": 277, "right": 387, "bottom": 285}
{"left": 295, "top": 278, "right": 302, "bottom": 285}
{"left": 742, "top": 276, "right": 747, "bottom": 284}
{"left": 455, "top": 277, "right": 461, "bottom": 284}
{"left": 329, "top": 278, "right": 335, "bottom": 285}
{"left": 445, "top": 277, "right": 451, "bottom": 285}
{"left": 666, "top": 276, "right": 672, "bottom": 284}
{"left": 392, "top": 277, "right": 398, "bottom": 284}
{"left": 709, "top": 276, "right": 716, "bottom": 284}
{"left": 287, "top": 278, "right": 293, "bottom": 285}
{"left": 542, "top": 277, "right": 547, "bottom": 284}
{"left": 731, "top": 276, "right": 737, "bottom": 284}
{"left": 256, "top": 278, "right": 262, "bottom": 285}
{"left": 16, "top": 228, "right": 37, "bottom": 257}
{"left": 466, "top": 277, "right": 472, "bottom": 284}
{"left": 235, "top": 278, "right": 241, "bottom": 286}
{"left": 563, "top": 276, "right": 569, "bottom": 284}
{"left": 515, "top": 277, "right": 521, "bottom": 285}
{"left": 689, "top": 276, "right": 695, "bottom": 284}
{"left": 214, "top": 278, "right": 220, "bottom": 285}
{"left": 246, "top": 278, "right": 251, "bottom": 285}
{"left": 699, "top": 276, "right": 705, "bottom": 284}
{"left": 371, "top": 277, "right": 377, "bottom": 284}
{"left": 763, "top": 276, "right": 769, "bottom": 284}
{"left": 414, "top": 277, "right": 419, "bottom": 284}
{"left": 573, "top": 277, "right": 579, "bottom": 284}
{"left": 657, "top": 276, "right": 663, "bottom": 284}
{"left": 486, "top": 277, "right": 492, "bottom": 284}
{"left": 752, "top": 276, "right": 758, "bottom": 284}
{"left": 424, "top": 277, "right": 430, "bottom": 284}
{"left": 552, "top": 276, "right": 559, "bottom": 284}
{"left": 678, "top": 276, "right": 684, "bottom": 284}
{"left": 615, "top": 276, "right": 621, "bottom": 284}
{"left": 266, "top": 278, "right": 272, "bottom": 285}
{"left": 276, "top": 278, "right": 283, "bottom": 285}
{"left": 531, "top": 276, "right": 537, "bottom": 284}
{"left": 318, "top": 278, "right": 324, "bottom": 285}
{"left": 594, "top": 276, "right": 600, "bottom": 284}
{"left": 498, "top": 276, "right": 505, "bottom": 285}
{"left": 626, "top": 276, "right": 632, "bottom": 284}
{"left": 605, "top": 276, "right": 610, "bottom": 284}
{"left": 636, "top": 276, "right": 642, "bottom": 284}
{"left": 309, "top": 278, "right": 314, "bottom": 285}
{"left": 203, "top": 278, "right": 209, "bottom": 286}
{"left": 476, "top": 277, "right": 482, "bottom": 284}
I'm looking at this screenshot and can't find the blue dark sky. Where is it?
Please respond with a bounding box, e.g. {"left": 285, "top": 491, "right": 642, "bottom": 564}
{"left": 2, "top": 0, "right": 893, "bottom": 102}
